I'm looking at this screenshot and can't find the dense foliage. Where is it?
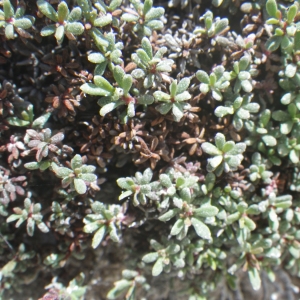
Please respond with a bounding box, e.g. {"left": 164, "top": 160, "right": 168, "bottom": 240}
{"left": 1, "top": 0, "right": 300, "bottom": 299}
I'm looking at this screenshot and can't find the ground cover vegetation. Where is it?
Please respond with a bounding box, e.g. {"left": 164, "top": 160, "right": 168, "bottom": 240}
{"left": 0, "top": 0, "right": 300, "bottom": 299}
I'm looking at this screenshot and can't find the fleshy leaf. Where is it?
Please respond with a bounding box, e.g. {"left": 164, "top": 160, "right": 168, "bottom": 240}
{"left": 191, "top": 217, "right": 211, "bottom": 240}
{"left": 74, "top": 178, "right": 87, "bottom": 194}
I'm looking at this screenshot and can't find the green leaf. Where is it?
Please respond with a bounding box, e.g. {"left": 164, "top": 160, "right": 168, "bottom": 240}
{"left": 281, "top": 93, "right": 293, "bottom": 105}
{"left": 215, "top": 18, "right": 228, "bottom": 35}
{"left": 5, "top": 23, "right": 14, "bottom": 39}
{"left": 177, "top": 78, "right": 190, "bottom": 94}
{"left": 107, "top": 279, "right": 131, "bottom": 299}
{"left": 7, "top": 214, "right": 21, "bottom": 223}
{"left": 14, "top": 17, "right": 33, "bottom": 30}
{"left": 285, "top": 64, "right": 297, "bottom": 78}
{"left": 194, "top": 206, "right": 219, "bottom": 218}
{"left": 159, "top": 209, "right": 179, "bottom": 222}
{"left": 117, "top": 178, "right": 134, "bottom": 190}
{"left": 212, "top": 89, "right": 223, "bottom": 101}
{"left": 93, "top": 15, "right": 112, "bottom": 27}
{"left": 94, "top": 76, "right": 114, "bottom": 93}
{"left": 81, "top": 83, "right": 111, "bottom": 96}
{"left": 90, "top": 28, "right": 109, "bottom": 48}
{"left": 121, "top": 13, "right": 139, "bottom": 22}
{"left": 143, "top": 0, "right": 153, "bottom": 15}
{"left": 287, "top": 4, "right": 297, "bottom": 23}
{"left": 138, "top": 94, "right": 154, "bottom": 105}
{"left": 244, "top": 216, "right": 256, "bottom": 231}
{"left": 207, "top": 155, "right": 223, "bottom": 171}
{"left": 38, "top": 222, "right": 49, "bottom": 233}
{"left": 153, "top": 91, "right": 171, "bottom": 102}
{"left": 241, "top": 80, "right": 253, "bottom": 93}
{"left": 113, "top": 66, "right": 125, "bottom": 87}
{"left": 159, "top": 174, "right": 172, "bottom": 187}
{"left": 262, "top": 135, "right": 277, "bottom": 147}
{"left": 41, "top": 24, "right": 56, "bottom": 36}
{"left": 57, "top": 1, "right": 69, "bottom": 23}
{"left": 71, "top": 154, "right": 82, "bottom": 170}
{"left": 24, "top": 162, "right": 40, "bottom": 170}
{"left": 122, "top": 75, "right": 132, "bottom": 95}
{"left": 3, "top": 0, "right": 14, "bottom": 19}
{"left": 37, "top": 0, "right": 58, "bottom": 22}
{"left": 137, "top": 49, "right": 151, "bottom": 64}
{"left": 145, "top": 7, "right": 164, "bottom": 22}
{"left": 199, "top": 83, "right": 210, "bottom": 94}
{"left": 92, "top": 226, "right": 106, "bottom": 248}
{"left": 7, "top": 117, "right": 30, "bottom": 127}
{"left": 238, "top": 71, "right": 250, "bottom": 81}
{"left": 172, "top": 103, "right": 184, "bottom": 121}
{"left": 141, "top": 37, "right": 153, "bottom": 59}
{"left": 294, "top": 31, "right": 300, "bottom": 52}
{"left": 196, "top": 70, "right": 210, "bottom": 84}
{"left": 88, "top": 52, "right": 106, "bottom": 64}
{"left": 142, "top": 252, "right": 159, "bottom": 263}
{"left": 156, "top": 103, "right": 172, "bottom": 115}
{"left": 55, "top": 167, "right": 73, "bottom": 178}
{"left": 214, "top": 106, "right": 234, "bottom": 117}
{"left": 2, "top": 260, "right": 18, "bottom": 278}
{"left": 265, "top": 36, "right": 281, "bottom": 52}
{"left": 201, "top": 142, "right": 222, "bottom": 156}
{"left": 272, "top": 110, "right": 289, "bottom": 122}
{"left": 266, "top": 0, "right": 277, "bottom": 18}
{"left": 174, "top": 91, "right": 191, "bottom": 102}
{"left": 289, "top": 245, "right": 300, "bottom": 259}
{"left": 170, "top": 219, "right": 185, "bottom": 235}
{"left": 100, "top": 101, "right": 122, "bottom": 116}
{"left": 55, "top": 25, "right": 64, "bottom": 44}
{"left": 239, "top": 56, "right": 250, "bottom": 71}
{"left": 65, "top": 22, "right": 84, "bottom": 35}
{"left": 191, "top": 217, "right": 211, "bottom": 239}
{"left": 290, "top": 149, "right": 299, "bottom": 164}
{"left": 109, "top": 223, "right": 119, "bottom": 242}
{"left": 119, "top": 190, "right": 133, "bottom": 200}
{"left": 74, "top": 178, "right": 87, "bottom": 194}
{"left": 215, "top": 133, "right": 226, "bottom": 150}
{"left": 248, "top": 267, "right": 261, "bottom": 291}
{"left": 170, "top": 80, "right": 177, "bottom": 98}
{"left": 32, "top": 112, "right": 51, "bottom": 129}
{"left": 156, "top": 60, "right": 173, "bottom": 72}
{"left": 152, "top": 257, "right": 164, "bottom": 276}
{"left": 127, "top": 102, "right": 135, "bottom": 118}
{"left": 281, "top": 121, "right": 293, "bottom": 134}
{"left": 222, "top": 141, "right": 235, "bottom": 153}
{"left": 68, "top": 7, "right": 82, "bottom": 22}
{"left": 80, "top": 173, "right": 97, "bottom": 182}
{"left": 27, "top": 217, "right": 35, "bottom": 236}
{"left": 227, "top": 212, "right": 240, "bottom": 224}
{"left": 35, "top": 158, "right": 48, "bottom": 170}
{"left": 132, "top": 68, "right": 146, "bottom": 79}
{"left": 146, "top": 20, "right": 163, "bottom": 30}
{"left": 244, "top": 103, "right": 260, "bottom": 113}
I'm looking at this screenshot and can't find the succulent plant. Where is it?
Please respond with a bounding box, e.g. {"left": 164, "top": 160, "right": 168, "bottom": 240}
{"left": 0, "top": 0, "right": 34, "bottom": 39}
{"left": 196, "top": 65, "right": 230, "bottom": 101}
{"left": 83, "top": 202, "right": 123, "bottom": 248}
{"left": 52, "top": 154, "right": 98, "bottom": 195}
{"left": 131, "top": 37, "right": 174, "bottom": 88}
{"left": 201, "top": 133, "right": 246, "bottom": 176}
{"left": 37, "top": 0, "right": 84, "bottom": 44}
{"left": 153, "top": 77, "right": 191, "bottom": 122}
{"left": 7, "top": 197, "right": 49, "bottom": 236}
{"left": 121, "top": 0, "right": 165, "bottom": 37}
